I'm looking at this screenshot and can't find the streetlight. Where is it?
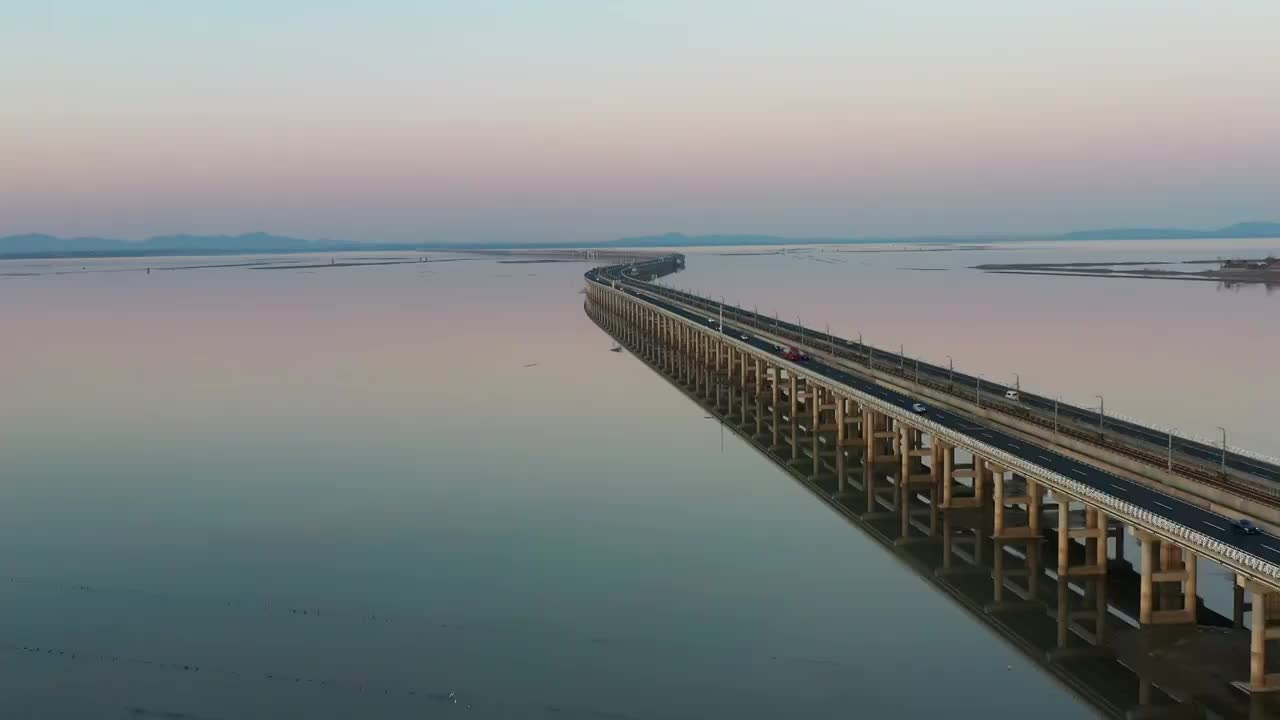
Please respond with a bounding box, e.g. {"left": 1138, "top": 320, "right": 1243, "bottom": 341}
{"left": 826, "top": 323, "right": 834, "bottom": 356}
{"left": 1053, "top": 396, "right": 1060, "bottom": 436}
{"left": 718, "top": 296, "right": 724, "bottom": 333}
{"left": 1095, "top": 395, "right": 1104, "bottom": 433}
{"left": 1012, "top": 372, "right": 1020, "bottom": 394}
{"left": 899, "top": 344, "right": 905, "bottom": 371}
{"left": 915, "top": 358, "right": 921, "bottom": 384}
{"left": 977, "top": 375, "right": 983, "bottom": 408}
{"left": 753, "top": 305, "right": 758, "bottom": 329}
{"left": 1218, "top": 427, "right": 1228, "bottom": 474}
{"left": 1167, "top": 428, "right": 1176, "bottom": 471}
{"left": 946, "top": 356, "right": 954, "bottom": 386}
{"left": 799, "top": 317, "right": 804, "bottom": 345}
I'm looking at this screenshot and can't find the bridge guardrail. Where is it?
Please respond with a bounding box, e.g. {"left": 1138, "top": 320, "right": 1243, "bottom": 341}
{"left": 587, "top": 272, "right": 1280, "bottom": 587}
{"left": 634, "top": 275, "right": 1278, "bottom": 481}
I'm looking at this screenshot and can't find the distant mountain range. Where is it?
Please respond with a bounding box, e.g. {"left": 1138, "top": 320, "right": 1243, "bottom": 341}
{"left": 2, "top": 222, "right": 1278, "bottom": 258}
{"left": 610, "top": 222, "right": 1280, "bottom": 248}
{"left": 1058, "top": 222, "right": 1280, "bottom": 241}
{"left": 0, "top": 232, "right": 427, "bottom": 258}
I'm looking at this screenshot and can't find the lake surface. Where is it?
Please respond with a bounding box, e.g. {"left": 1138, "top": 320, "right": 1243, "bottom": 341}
{"left": 1, "top": 241, "right": 1274, "bottom": 718}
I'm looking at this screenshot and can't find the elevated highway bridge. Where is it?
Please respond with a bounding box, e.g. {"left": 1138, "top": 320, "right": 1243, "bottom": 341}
{"left": 585, "top": 252, "right": 1280, "bottom": 695}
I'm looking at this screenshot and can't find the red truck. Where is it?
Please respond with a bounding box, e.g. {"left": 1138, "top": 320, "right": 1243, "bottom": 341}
{"left": 783, "top": 346, "right": 808, "bottom": 362}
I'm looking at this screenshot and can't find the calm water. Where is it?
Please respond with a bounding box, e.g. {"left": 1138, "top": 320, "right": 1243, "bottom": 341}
{"left": 2, "top": 242, "right": 1269, "bottom": 718}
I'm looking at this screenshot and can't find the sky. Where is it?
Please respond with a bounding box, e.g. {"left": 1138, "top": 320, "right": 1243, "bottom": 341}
{"left": 4, "top": 0, "right": 1279, "bottom": 244}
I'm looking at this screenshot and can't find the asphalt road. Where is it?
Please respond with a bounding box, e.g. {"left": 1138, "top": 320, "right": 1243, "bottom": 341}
{"left": 589, "top": 264, "right": 1280, "bottom": 566}
{"left": 632, "top": 276, "right": 1278, "bottom": 483}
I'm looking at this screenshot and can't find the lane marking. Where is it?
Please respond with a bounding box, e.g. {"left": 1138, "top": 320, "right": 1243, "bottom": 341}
{"left": 1070, "top": 469, "right": 1087, "bottom": 476}
{"left": 1109, "top": 484, "right": 1129, "bottom": 493}
{"left": 1038, "top": 454, "right": 1053, "bottom": 462}
{"left": 1263, "top": 545, "right": 1280, "bottom": 555}
{"left": 1203, "top": 521, "right": 1228, "bottom": 532}
{"left": 1007, "top": 443, "right": 1021, "bottom": 450}
{"left": 1154, "top": 501, "right": 1174, "bottom": 510}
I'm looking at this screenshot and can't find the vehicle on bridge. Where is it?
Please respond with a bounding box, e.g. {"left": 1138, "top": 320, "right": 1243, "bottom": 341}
{"left": 911, "top": 403, "right": 928, "bottom": 414}
{"left": 1005, "top": 390, "right": 1021, "bottom": 401}
{"left": 1233, "top": 518, "right": 1262, "bottom": 535}
{"left": 783, "top": 346, "right": 809, "bottom": 362}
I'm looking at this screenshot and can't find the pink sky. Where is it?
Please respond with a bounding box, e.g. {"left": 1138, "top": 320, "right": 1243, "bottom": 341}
{"left": 4, "top": 1, "right": 1279, "bottom": 243}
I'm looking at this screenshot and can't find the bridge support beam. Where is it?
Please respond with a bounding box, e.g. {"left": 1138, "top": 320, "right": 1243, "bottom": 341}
{"left": 992, "top": 467, "right": 1042, "bottom": 540}
{"left": 1055, "top": 495, "right": 1107, "bottom": 578}
{"left": 1135, "top": 530, "right": 1197, "bottom": 625}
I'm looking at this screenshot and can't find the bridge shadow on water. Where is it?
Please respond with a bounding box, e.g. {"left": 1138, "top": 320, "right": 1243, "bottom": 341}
{"left": 589, "top": 304, "right": 1280, "bottom": 720}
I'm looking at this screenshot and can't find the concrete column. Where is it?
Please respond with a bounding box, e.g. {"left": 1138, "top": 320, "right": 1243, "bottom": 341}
{"left": 992, "top": 468, "right": 1006, "bottom": 537}
{"left": 1140, "top": 533, "right": 1154, "bottom": 624}
{"left": 811, "top": 382, "right": 821, "bottom": 433}
{"left": 835, "top": 396, "right": 847, "bottom": 495}
{"left": 1246, "top": 583, "right": 1280, "bottom": 692}
{"left": 1029, "top": 481, "right": 1042, "bottom": 535}
{"left": 1058, "top": 496, "right": 1071, "bottom": 577}
{"left": 771, "top": 365, "right": 780, "bottom": 409}
{"left": 1254, "top": 589, "right": 1268, "bottom": 690}
{"left": 941, "top": 443, "right": 954, "bottom": 507}
{"left": 1236, "top": 577, "right": 1247, "bottom": 628}
{"left": 789, "top": 373, "right": 798, "bottom": 420}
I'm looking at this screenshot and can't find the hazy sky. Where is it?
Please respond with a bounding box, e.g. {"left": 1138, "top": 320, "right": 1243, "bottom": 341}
{"left": 5, "top": 1, "right": 1279, "bottom": 243}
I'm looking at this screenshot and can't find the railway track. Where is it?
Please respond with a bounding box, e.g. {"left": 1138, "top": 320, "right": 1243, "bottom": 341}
{"left": 627, "top": 279, "right": 1280, "bottom": 509}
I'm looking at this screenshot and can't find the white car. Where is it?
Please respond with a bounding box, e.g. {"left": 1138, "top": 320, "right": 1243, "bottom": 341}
{"left": 1005, "top": 390, "right": 1021, "bottom": 401}
{"left": 740, "top": 333, "right": 750, "bottom": 340}
{"left": 911, "top": 403, "right": 928, "bottom": 414}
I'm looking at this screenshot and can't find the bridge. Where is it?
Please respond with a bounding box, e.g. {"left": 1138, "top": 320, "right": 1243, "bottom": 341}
{"left": 584, "top": 252, "right": 1280, "bottom": 698}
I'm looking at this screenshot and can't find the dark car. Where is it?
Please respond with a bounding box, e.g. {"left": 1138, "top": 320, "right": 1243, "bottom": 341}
{"left": 1232, "top": 518, "right": 1262, "bottom": 535}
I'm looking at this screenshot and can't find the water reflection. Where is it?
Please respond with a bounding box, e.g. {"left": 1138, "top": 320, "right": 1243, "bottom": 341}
{"left": 592, "top": 304, "right": 1280, "bottom": 719}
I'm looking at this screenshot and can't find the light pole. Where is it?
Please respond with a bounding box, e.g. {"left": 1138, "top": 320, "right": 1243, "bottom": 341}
{"left": 798, "top": 317, "right": 804, "bottom": 346}
{"left": 1095, "top": 395, "right": 1105, "bottom": 434}
{"left": 1013, "top": 373, "right": 1020, "bottom": 394}
{"left": 1053, "top": 396, "right": 1060, "bottom": 436}
{"left": 826, "top": 323, "right": 834, "bottom": 356}
{"left": 1168, "top": 428, "right": 1175, "bottom": 471}
{"left": 977, "top": 376, "right": 983, "bottom": 408}
{"left": 718, "top": 296, "right": 724, "bottom": 333}
{"left": 1218, "top": 427, "right": 1228, "bottom": 474}
{"left": 946, "top": 356, "right": 954, "bottom": 386}
{"left": 753, "top": 305, "right": 758, "bottom": 329}
{"left": 915, "top": 358, "right": 920, "bottom": 384}
{"left": 899, "top": 344, "right": 905, "bottom": 371}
